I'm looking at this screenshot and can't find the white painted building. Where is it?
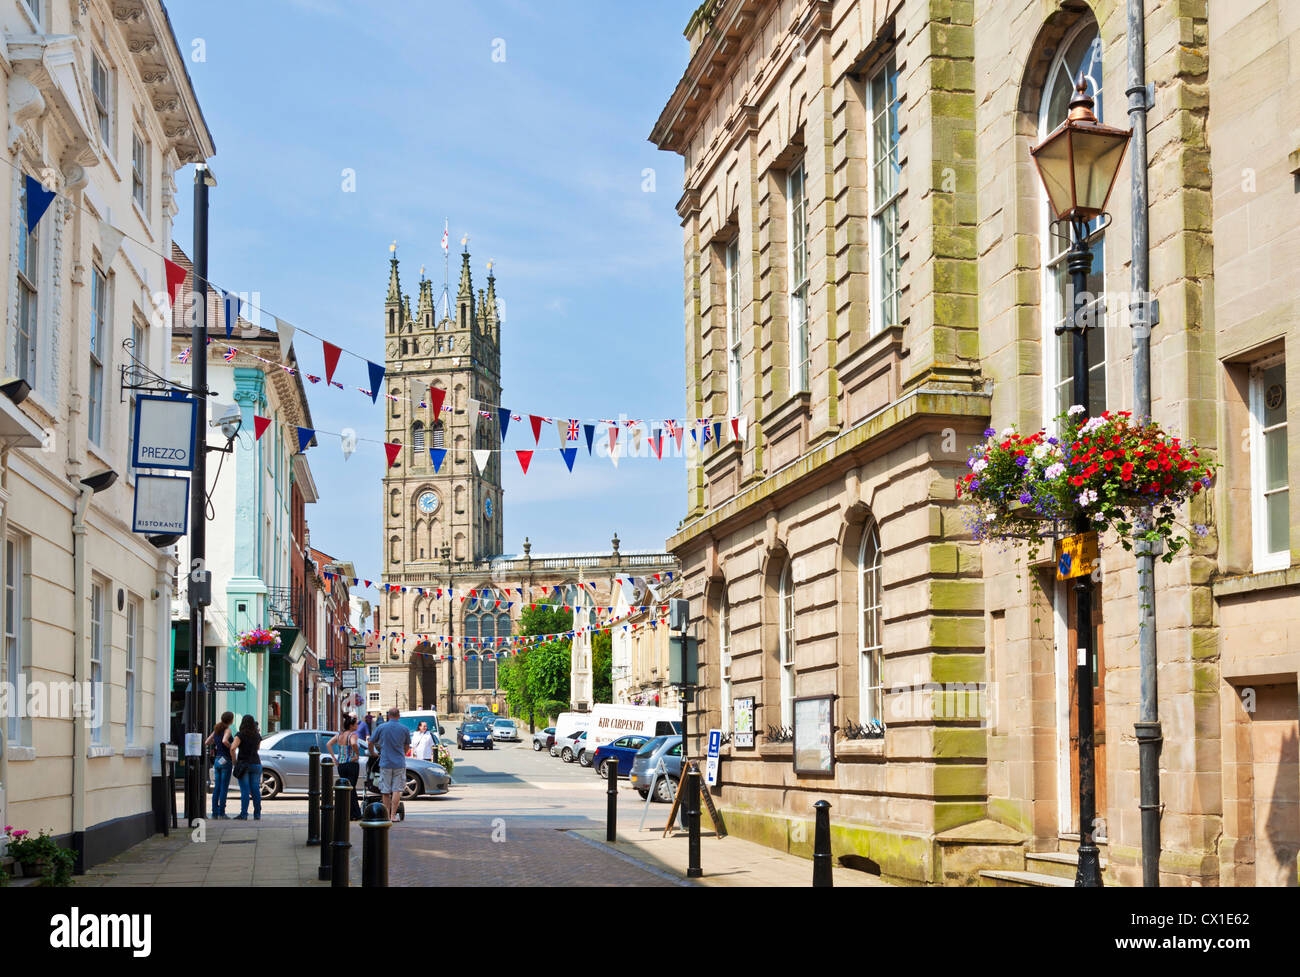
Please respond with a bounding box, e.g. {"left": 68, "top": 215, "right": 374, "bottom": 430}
{"left": 0, "top": 0, "right": 211, "bottom": 870}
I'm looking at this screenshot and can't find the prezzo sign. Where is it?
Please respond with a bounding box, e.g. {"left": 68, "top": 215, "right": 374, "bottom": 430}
{"left": 132, "top": 474, "right": 190, "bottom": 535}
{"left": 132, "top": 394, "right": 198, "bottom": 471}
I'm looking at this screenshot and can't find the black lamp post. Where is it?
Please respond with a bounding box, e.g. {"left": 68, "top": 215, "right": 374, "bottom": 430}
{"left": 1030, "top": 76, "right": 1132, "bottom": 888}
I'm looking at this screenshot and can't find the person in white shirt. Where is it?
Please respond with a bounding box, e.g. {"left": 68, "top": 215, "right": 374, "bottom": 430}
{"left": 410, "top": 721, "right": 435, "bottom": 762}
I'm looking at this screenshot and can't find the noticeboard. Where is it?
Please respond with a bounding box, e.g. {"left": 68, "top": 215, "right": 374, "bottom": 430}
{"left": 792, "top": 695, "right": 835, "bottom": 776}
{"left": 732, "top": 696, "right": 755, "bottom": 749}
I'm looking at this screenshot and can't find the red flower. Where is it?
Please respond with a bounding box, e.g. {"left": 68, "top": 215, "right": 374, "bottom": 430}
{"left": 1121, "top": 463, "right": 1134, "bottom": 481}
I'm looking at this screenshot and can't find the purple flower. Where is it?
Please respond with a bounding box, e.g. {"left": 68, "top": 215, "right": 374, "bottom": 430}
{"left": 968, "top": 480, "right": 981, "bottom": 491}
{"left": 1019, "top": 492, "right": 1032, "bottom": 504}
{"left": 1014, "top": 456, "right": 1028, "bottom": 468}
{"left": 1047, "top": 437, "right": 1059, "bottom": 446}
{"left": 983, "top": 427, "right": 996, "bottom": 437}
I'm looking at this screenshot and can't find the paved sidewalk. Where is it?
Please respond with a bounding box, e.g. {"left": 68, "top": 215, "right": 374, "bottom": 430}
{"left": 76, "top": 816, "right": 327, "bottom": 887}
{"left": 573, "top": 824, "right": 892, "bottom": 887}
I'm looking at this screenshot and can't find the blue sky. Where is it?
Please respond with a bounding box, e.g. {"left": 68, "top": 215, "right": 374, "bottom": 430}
{"left": 166, "top": 0, "right": 697, "bottom": 579}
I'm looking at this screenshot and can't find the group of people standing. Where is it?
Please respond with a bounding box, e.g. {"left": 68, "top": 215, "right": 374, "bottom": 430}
{"left": 205, "top": 707, "right": 420, "bottom": 823}
{"left": 206, "top": 711, "right": 264, "bottom": 820}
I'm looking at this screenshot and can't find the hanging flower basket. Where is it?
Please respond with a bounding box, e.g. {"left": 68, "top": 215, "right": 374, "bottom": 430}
{"left": 237, "top": 628, "right": 281, "bottom": 654}
{"left": 956, "top": 408, "right": 1217, "bottom": 562}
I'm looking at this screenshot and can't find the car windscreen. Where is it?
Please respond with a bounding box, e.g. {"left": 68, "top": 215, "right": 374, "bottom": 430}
{"left": 636, "top": 736, "right": 667, "bottom": 757}
{"left": 464, "top": 724, "right": 488, "bottom": 732}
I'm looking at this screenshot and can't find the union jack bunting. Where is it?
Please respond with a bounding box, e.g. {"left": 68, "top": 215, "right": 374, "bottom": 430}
{"left": 566, "top": 419, "right": 580, "bottom": 441}
{"left": 178, "top": 347, "right": 191, "bottom": 363}
{"left": 223, "top": 347, "right": 237, "bottom": 362}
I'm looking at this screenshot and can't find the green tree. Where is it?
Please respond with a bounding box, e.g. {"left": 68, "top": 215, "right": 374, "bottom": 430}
{"left": 592, "top": 631, "right": 613, "bottom": 704}
{"left": 500, "top": 604, "right": 575, "bottom": 723}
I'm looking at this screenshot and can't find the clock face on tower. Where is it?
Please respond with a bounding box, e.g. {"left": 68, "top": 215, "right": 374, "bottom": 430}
{"left": 417, "top": 491, "right": 439, "bottom": 514}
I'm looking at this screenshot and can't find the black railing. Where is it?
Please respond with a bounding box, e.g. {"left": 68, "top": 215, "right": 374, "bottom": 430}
{"left": 267, "top": 587, "right": 298, "bottom": 627}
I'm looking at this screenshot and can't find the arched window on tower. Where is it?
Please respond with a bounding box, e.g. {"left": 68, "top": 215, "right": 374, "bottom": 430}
{"left": 411, "top": 422, "right": 425, "bottom": 463}
{"left": 432, "top": 421, "right": 445, "bottom": 449}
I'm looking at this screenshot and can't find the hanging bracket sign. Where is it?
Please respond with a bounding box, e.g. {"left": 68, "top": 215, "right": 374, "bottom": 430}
{"left": 133, "top": 474, "right": 190, "bottom": 535}
{"left": 132, "top": 394, "right": 198, "bottom": 471}
{"left": 1056, "top": 531, "right": 1100, "bottom": 580}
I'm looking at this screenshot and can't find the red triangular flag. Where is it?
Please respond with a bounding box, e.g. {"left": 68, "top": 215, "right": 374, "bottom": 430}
{"left": 672, "top": 424, "right": 684, "bottom": 452}
{"left": 731, "top": 417, "right": 741, "bottom": 441}
{"left": 384, "top": 442, "right": 401, "bottom": 468}
{"left": 608, "top": 425, "right": 619, "bottom": 454}
{"left": 322, "top": 341, "right": 342, "bottom": 385}
{"left": 517, "top": 450, "right": 533, "bottom": 475}
{"left": 164, "top": 257, "right": 187, "bottom": 305}
{"left": 430, "top": 385, "right": 446, "bottom": 419}
{"left": 651, "top": 431, "right": 662, "bottom": 459}
{"left": 253, "top": 415, "right": 271, "bottom": 441}
{"left": 529, "top": 415, "right": 544, "bottom": 444}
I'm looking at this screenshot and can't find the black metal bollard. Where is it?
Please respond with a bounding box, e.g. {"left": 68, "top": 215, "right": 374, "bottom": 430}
{"left": 318, "top": 757, "right": 334, "bottom": 881}
{"left": 812, "top": 800, "right": 833, "bottom": 888}
{"left": 307, "top": 747, "right": 321, "bottom": 846}
{"left": 686, "top": 765, "right": 702, "bottom": 879}
{"left": 331, "top": 780, "right": 352, "bottom": 887}
{"left": 360, "top": 801, "right": 390, "bottom": 887}
{"left": 606, "top": 757, "right": 618, "bottom": 841}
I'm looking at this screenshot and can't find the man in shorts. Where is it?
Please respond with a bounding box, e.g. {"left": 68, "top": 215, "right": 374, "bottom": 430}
{"left": 370, "top": 707, "right": 411, "bottom": 822}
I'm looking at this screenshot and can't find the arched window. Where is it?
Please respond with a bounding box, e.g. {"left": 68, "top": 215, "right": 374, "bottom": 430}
{"left": 464, "top": 589, "right": 509, "bottom": 689}
{"left": 431, "top": 421, "right": 445, "bottom": 449}
{"left": 778, "top": 560, "right": 795, "bottom": 727}
{"left": 719, "top": 589, "right": 732, "bottom": 732}
{"left": 412, "top": 421, "right": 425, "bottom": 454}
{"left": 1039, "top": 19, "right": 1107, "bottom": 423}
{"left": 859, "top": 523, "right": 883, "bottom": 724}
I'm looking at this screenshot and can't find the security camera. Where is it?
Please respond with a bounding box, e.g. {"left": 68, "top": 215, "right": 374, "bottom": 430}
{"left": 210, "top": 402, "right": 242, "bottom": 441}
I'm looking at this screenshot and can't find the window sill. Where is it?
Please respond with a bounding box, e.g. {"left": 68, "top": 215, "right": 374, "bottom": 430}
{"left": 123, "top": 745, "right": 149, "bottom": 758}
{"left": 88, "top": 745, "right": 114, "bottom": 759}
{"left": 6, "top": 745, "right": 36, "bottom": 762}
{"left": 1212, "top": 564, "right": 1300, "bottom": 599}
{"left": 836, "top": 737, "right": 886, "bottom": 757}
{"left": 758, "top": 741, "right": 793, "bottom": 760}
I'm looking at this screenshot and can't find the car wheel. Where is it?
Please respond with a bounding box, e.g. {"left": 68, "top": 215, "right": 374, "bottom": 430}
{"left": 402, "top": 772, "right": 421, "bottom": 799}
{"left": 561, "top": 747, "right": 573, "bottom": 762}
{"left": 637, "top": 790, "right": 649, "bottom": 800}
{"left": 260, "top": 770, "right": 282, "bottom": 800}
{"left": 654, "top": 776, "right": 678, "bottom": 803}
{"left": 532, "top": 740, "right": 542, "bottom": 751}
{"left": 578, "top": 751, "right": 592, "bottom": 768}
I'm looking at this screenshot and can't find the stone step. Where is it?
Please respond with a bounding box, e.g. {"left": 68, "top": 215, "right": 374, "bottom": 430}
{"left": 979, "top": 869, "right": 1074, "bottom": 888}
{"left": 1026, "top": 850, "right": 1109, "bottom": 881}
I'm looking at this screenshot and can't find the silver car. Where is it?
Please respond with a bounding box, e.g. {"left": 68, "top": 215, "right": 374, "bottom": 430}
{"left": 257, "top": 728, "right": 450, "bottom": 800}
{"left": 491, "top": 718, "right": 520, "bottom": 741}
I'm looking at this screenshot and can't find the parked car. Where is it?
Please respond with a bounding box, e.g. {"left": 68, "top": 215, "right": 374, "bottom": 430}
{"left": 558, "top": 730, "right": 586, "bottom": 763}
{"left": 490, "top": 718, "right": 520, "bottom": 741}
{"left": 257, "top": 729, "right": 450, "bottom": 800}
{"left": 629, "top": 735, "right": 683, "bottom": 802}
{"left": 532, "top": 727, "right": 556, "bottom": 752}
{"left": 464, "top": 704, "right": 495, "bottom": 723}
{"left": 575, "top": 731, "right": 594, "bottom": 767}
{"left": 591, "top": 733, "right": 653, "bottom": 779}
{"left": 457, "top": 722, "right": 494, "bottom": 750}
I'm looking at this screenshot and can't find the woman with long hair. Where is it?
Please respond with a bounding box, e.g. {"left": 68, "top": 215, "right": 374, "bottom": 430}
{"left": 327, "top": 715, "right": 363, "bottom": 820}
{"left": 205, "top": 711, "right": 235, "bottom": 819}
{"left": 229, "top": 714, "right": 263, "bottom": 820}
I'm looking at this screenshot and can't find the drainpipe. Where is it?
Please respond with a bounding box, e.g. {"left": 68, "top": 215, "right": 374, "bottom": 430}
{"left": 71, "top": 482, "right": 94, "bottom": 871}
{"left": 1127, "top": 0, "right": 1162, "bottom": 888}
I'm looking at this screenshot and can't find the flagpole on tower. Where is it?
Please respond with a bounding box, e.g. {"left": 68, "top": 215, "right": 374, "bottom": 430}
{"left": 441, "top": 217, "right": 450, "bottom": 323}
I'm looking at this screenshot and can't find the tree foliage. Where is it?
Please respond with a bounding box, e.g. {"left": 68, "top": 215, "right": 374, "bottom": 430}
{"left": 499, "top": 604, "right": 575, "bottom": 722}
{"left": 592, "top": 631, "right": 612, "bottom": 704}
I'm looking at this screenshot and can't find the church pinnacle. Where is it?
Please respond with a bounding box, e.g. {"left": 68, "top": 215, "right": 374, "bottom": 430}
{"left": 386, "top": 250, "right": 401, "bottom": 305}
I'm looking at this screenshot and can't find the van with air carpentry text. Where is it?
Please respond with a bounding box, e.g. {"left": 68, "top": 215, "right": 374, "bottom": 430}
{"left": 586, "top": 704, "right": 681, "bottom": 754}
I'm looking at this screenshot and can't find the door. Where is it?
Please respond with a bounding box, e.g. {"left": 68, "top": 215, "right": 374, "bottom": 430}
{"left": 1067, "top": 583, "right": 1107, "bottom": 839}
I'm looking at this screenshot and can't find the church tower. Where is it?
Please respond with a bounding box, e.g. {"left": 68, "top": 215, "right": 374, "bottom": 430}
{"left": 381, "top": 244, "right": 503, "bottom": 575}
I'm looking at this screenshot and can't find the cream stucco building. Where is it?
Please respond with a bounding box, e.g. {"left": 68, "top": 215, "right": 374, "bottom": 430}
{"left": 653, "top": 0, "right": 1299, "bottom": 885}
{"left": 0, "top": 0, "right": 210, "bottom": 870}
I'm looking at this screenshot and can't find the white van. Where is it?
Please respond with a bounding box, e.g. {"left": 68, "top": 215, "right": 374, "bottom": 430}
{"left": 586, "top": 704, "right": 682, "bottom": 753}
{"left": 552, "top": 711, "right": 591, "bottom": 755}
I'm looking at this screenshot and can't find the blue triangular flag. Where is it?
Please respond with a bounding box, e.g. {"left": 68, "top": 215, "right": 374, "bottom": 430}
{"left": 583, "top": 423, "right": 595, "bottom": 455}
{"left": 498, "top": 408, "right": 511, "bottom": 441}
{"left": 297, "top": 426, "right": 314, "bottom": 452}
{"left": 23, "top": 175, "right": 56, "bottom": 235}
{"left": 713, "top": 421, "right": 723, "bottom": 443}
{"left": 560, "top": 447, "right": 577, "bottom": 472}
{"left": 367, "top": 361, "right": 385, "bottom": 404}
{"left": 429, "top": 447, "right": 447, "bottom": 473}
{"left": 220, "top": 289, "right": 240, "bottom": 338}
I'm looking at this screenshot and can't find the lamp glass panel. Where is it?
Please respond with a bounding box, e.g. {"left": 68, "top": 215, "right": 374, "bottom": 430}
{"left": 1034, "top": 132, "right": 1076, "bottom": 217}
{"left": 1071, "top": 128, "right": 1129, "bottom": 212}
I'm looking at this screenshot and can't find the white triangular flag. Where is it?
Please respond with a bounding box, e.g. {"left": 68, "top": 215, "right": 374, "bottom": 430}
{"left": 473, "top": 449, "right": 491, "bottom": 474}
{"left": 610, "top": 438, "right": 621, "bottom": 469}
{"left": 467, "top": 398, "right": 481, "bottom": 431}
{"left": 274, "top": 317, "right": 295, "bottom": 363}
{"left": 554, "top": 418, "right": 567, "bottom": 447}
{"left": 630, "top": 423, "right": 644, "bottom": 456}
{"left": 341, "top": 429, "right": 357, "bottom": 461}
{"left": 99, "top": 219, "right": 126, "bottom": 266}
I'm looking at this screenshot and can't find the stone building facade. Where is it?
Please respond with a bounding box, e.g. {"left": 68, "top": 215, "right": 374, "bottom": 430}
{"left": 652, "top": 0, "right": 1299, "bottom": 886}
{"left": 0, "top": 0, "right": 211, "bottom": 870}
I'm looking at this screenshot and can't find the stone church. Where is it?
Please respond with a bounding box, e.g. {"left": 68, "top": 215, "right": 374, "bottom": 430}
{"left": 376, "top": 246, "right": 678, "bottom": 718}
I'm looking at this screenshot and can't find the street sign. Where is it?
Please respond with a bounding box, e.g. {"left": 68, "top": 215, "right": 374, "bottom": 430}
{"left": 1056, "top": 531, "right": 1100, "bottom": 580}
{"left": 133, "top": 473, "right": 190, "bottom": 535}
{"left": 184, "top": 732, "right": 202, "bottom": 757}
{"left": 132, "top": 394, "right": 198, "bottom": 471}
{"left": 173, "top": 668, "right": 190, "bottom": 685}
{"left": 341, "top": 669, "right": 358, "bottom": 689}
{"left": 213, "top": 682, "right": 245, "bottom": 692}
{"left": 163, "top": 744, "right": 178, "bottom": 763}
{"left": 705, "top": 728, "right": 721, "bottom": 786}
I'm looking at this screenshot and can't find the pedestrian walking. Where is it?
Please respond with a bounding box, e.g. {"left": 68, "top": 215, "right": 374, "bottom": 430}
{"left": 230, "top": 714, "right": 263, "bottom": 821}
{"left": 370, "top": 707, "right": 410, "bottom": 822}
{"left": 327, "top": 715, "right": 364, "bottom": 820}
{"left": 206, "top": 711, "right": 235, "bottom": 819}
{"left": 411, "top": 720, "right": 435, "bottom": 762}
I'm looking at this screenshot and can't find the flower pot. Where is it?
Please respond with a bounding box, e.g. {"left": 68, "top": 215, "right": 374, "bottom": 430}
{"left": 20, "top": 858, "right": 48, "bottom": 878}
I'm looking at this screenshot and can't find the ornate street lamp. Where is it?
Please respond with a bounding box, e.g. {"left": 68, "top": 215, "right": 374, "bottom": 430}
{"left": 1030, "top": 76, "right": 1132, "bottom": 888}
